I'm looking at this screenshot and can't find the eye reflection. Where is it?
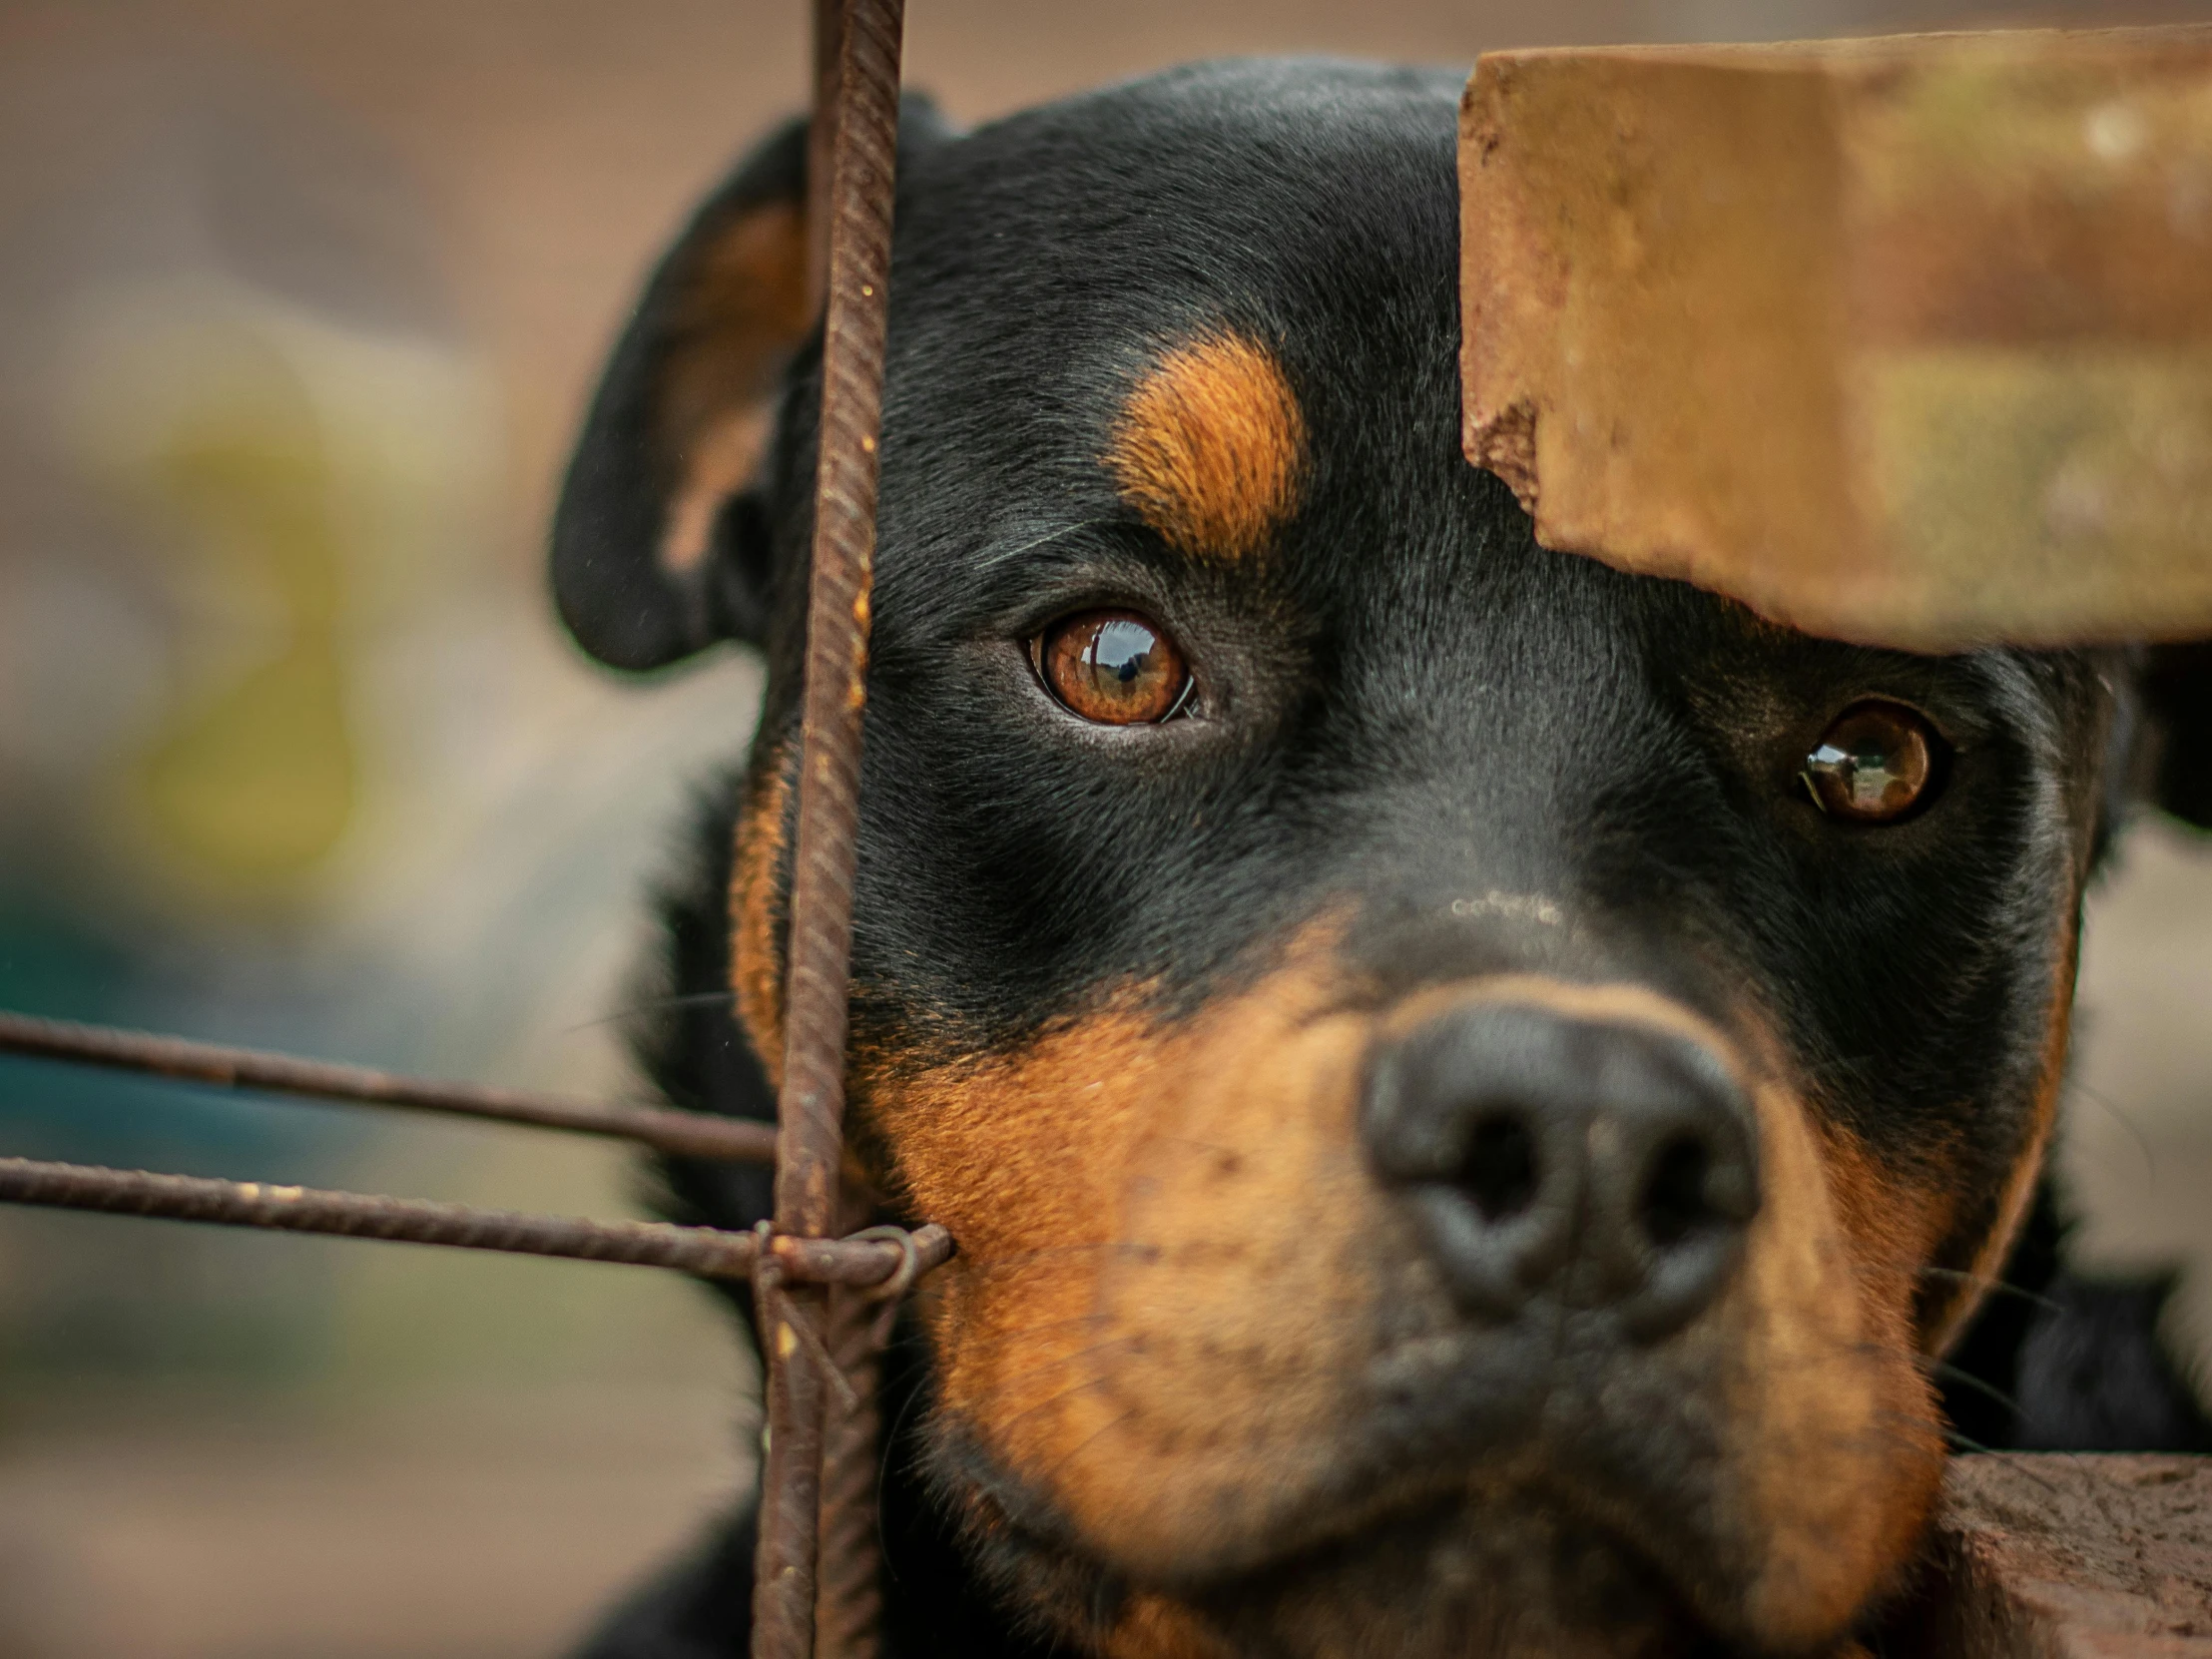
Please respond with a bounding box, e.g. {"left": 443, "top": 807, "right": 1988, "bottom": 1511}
{"left": 1803, "top": 702, "right": 1941, "bottom": 824}
{"left": 1034, "top": 611, "right": 1192, "bottom": 726}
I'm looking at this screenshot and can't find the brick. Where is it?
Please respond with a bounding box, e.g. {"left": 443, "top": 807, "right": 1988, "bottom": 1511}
{"left": 1902, "top": 1455, "right": 2212, "bottom": 1657}
{"left": 1460, "top": 29, "right": 2212, "bottom": 649}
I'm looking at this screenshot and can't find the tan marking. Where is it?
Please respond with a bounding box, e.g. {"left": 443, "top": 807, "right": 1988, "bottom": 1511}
{"left": 1106, "top": 332, "right": 1305, "bottom": 560}
{"left": 658, "top": 200, "right": 812, "bottom": 574}
{"left": 662, "top": 406, "right": 770, "bottom": 573}
{"left": 1929, "top": 911, "right": 2084, "bottom": 1356}
{"left": 860, "top": 922, "right": 1387, "bottom": 1580}
{"left": 1819, "top": 1119, "right": 1957, "bottom": 1317}
{"left": 730, "top": 746, "right": 795, "bottom": 1085}
{"left": 1716, "top": 1105, "right": 1945, "bottom": 1647}
{"left": 1103, "top": 1595, "right": 1234, "bottom": 1659}
{"left": 1376, "top": 972, "right": 1747, "bottom": 1063}
{"left": 856, "top": 959, "right": 1945, "bottom": 1648}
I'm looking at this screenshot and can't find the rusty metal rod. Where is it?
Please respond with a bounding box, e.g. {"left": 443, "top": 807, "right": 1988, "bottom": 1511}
{"left": 0, "top": 1155, "right": 949, "bottom": 1286}
{"left": 756, "top": 1, "right": 905, "bottom": 1654}
{"left": 777, "top": 0, "right": 899, "bottom": 1243}
{"left": 816, "top": 1192, "right": 891, "bottom": 1659}
{"left": 806, "top": 0, "right": 846, "bottom": 315}
{"left": 0, "top": 1009, "right": 777, "bottom": 1165}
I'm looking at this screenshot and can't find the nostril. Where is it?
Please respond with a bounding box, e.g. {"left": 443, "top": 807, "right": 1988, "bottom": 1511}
{"left": 1639, "top": 1134, "right": 1715, "bottom": 1250}
{"left": 1457, "top": 1113, "right": 1538, "bottom": 1221}
{"left": 1365, "top": 999, "right": 1759, "bottom": 1336}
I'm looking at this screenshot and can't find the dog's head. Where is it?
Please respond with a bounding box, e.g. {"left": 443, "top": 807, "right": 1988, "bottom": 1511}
{"left": 555, "top": 61, "right": 2212, "bottom": 1659}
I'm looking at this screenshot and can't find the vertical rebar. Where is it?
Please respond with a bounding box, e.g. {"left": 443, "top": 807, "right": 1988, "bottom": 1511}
{"left": 815, "top": 1178, "right": 890, "bottom": 1658}
{"left": 806, "top": 0, "right": 846, "bottom": 316}
{"left": 753, "top": 2, "right": 904, "bottom": 1655}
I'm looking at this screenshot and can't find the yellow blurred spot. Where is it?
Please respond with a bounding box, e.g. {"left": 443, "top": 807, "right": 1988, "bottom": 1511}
{"left": 125, "top": 328, "right": 357, "bottom": 881}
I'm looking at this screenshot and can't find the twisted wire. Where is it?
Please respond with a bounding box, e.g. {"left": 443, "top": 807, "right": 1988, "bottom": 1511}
{"left": 0, "top": 1156, "right": 949, "bottom": 1289}
{"left": 0, "top": 1009, "right": 777, "bottom": 1164}
{"left": 0, "top": 1155, "right": 757, "bottom": 1275}
{"left": 816, "top": 1180, "right": 894, "bottom": 1659}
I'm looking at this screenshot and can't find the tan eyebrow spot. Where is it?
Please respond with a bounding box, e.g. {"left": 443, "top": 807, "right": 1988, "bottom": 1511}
{"left": 1106, "top": 331, "right": 1306, "bottom": 561}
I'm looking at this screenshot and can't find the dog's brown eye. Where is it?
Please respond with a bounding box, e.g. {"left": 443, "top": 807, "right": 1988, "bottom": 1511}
{"left": 1803, "top": 702, "right": 1941, "bottom": 824}
{"left": 1035, "top": 611, "right": 1190, "bottom": 725}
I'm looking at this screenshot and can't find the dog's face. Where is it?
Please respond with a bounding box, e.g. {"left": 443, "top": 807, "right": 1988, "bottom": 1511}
{"left": 555, "top": 62, "right": 2211, "bottom": 1659}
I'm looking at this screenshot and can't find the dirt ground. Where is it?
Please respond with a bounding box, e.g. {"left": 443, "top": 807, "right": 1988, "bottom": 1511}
{"left": 0, "top": 1383, "right": 750, "bottom": 1659}
{"left": 0, "top": 2, "right": 2207, "bottom": 1655}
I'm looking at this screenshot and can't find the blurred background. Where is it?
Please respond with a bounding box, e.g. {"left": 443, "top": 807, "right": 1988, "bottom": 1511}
{"left": 0, "top": 1, "right": 2207, "bottom": 1654}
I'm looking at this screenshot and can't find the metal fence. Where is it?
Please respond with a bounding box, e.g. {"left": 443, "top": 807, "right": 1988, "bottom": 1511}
{"left": 0, "top": 5, "right": 912, "bottom": 1657}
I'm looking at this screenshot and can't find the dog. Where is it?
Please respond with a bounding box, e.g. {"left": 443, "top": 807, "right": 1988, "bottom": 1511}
{"left": 549, "top": 60, "right": 2211, "bottom": 1659}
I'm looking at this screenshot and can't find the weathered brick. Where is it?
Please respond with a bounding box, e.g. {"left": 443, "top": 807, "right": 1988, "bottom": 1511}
{"left": 1460, "top": 29, "right": 2212, "bottom": 649}
{"left": 1900, "top": 1455, "right": 2212, "bottom": 1656}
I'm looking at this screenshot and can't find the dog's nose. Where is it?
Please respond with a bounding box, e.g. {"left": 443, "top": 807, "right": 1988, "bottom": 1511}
{"left": 1362, "top": 999, "right": 1760, "bottom": 1341}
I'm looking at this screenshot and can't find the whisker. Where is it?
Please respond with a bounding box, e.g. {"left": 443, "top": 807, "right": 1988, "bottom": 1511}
{"left": 1931, "top": 1362, "right": 2020, "bottom": 1416}
{"left": 1035, "top": 1405, "right": 1137, "bottom": 1491}
{"left": 984, "top": 1337, "right": 1140, "bottom": 1418}
{"left": 978, "top": 518, "right": 1122, "bottom": 571}
{"left": 1940, "top": 1431, "right": 2063, "bottom": 1494}
{"left": 2069, "top": 1079, "right": 2159, "bottom": 1190}
{"left": 875, "top": 1365, "right": 936, "bottom": 1586}
{"left": 983, "top": 1374, "right": 1121, "bottom": 1446}
{"left": 1916, "top": 1267, "right": 2063, "bottom": 1317}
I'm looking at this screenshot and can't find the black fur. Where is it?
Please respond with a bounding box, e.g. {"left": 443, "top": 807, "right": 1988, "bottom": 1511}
{"left": 560, "top": 60, "right": 2212, "bottom": 1659}
{"left": 583, "top": 804, "right": 2211, "bottom": 1659}
{"left": 1939, "top": 1182, "right": 2210, "bottom": 1453}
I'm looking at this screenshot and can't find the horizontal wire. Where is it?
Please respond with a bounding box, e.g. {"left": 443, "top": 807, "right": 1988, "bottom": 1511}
{"left": 0, "top": 1009, "right": 776, "bottom": 1164}
{"left": 0, "top": 1155, "right": 951, "bottom": 1287}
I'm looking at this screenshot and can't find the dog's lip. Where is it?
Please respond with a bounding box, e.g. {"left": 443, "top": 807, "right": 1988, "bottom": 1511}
{"left": 940, "top": 1390, "right": 1829, "bottom": 1659}
{"left": 1022, "top": 1459, "right": 1731, "bottom": 1656}
{"left": 1194, "top": 1512, "right": 1743, "bottom": 1659}
{"left": 1154, "top": 1469, "right": 1779, "bottom": 1659}
{"left": 939, "top": 1327, "right": 1799, "bottom": 1655}
{"left": 947, "top": 1419, "right": 1477, "bottom": 1592}
{"left": 938, "top": 1325, "right": 1557, "bottom": 1585}
{"left": 935, "top": 1309, "right": 1565, "bottom": 1580}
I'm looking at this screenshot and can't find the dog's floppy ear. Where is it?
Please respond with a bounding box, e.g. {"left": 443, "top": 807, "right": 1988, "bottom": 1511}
{"left": 2143, "top": 643, "right": 2212, "bottom": 830}
{"left": 551, "top": 99, "right": 951, "bottom": 671}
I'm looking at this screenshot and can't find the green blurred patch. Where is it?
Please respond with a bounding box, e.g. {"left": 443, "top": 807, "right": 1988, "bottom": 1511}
{"left": 133, "top": 333, "right": 356, "bottom": 881}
